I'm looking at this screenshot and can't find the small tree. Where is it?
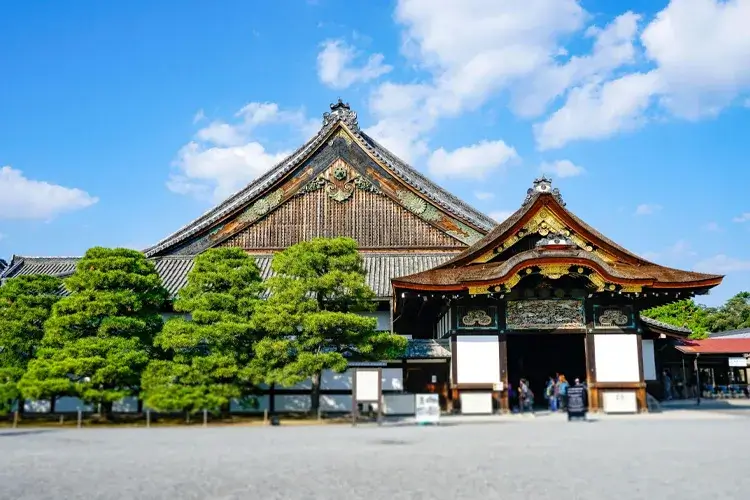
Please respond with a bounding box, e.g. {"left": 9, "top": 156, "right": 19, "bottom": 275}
{"left": 19, "top": 248, "right": 168, "bottom": 418}
{"left": 141, "top": 248, "right": 263, "bottom": 416}
{"left": 0, "top": 275, "right": 62, "bottom": 414}
{"left": 248, "top": 237, "right": 407, "bottom": 412}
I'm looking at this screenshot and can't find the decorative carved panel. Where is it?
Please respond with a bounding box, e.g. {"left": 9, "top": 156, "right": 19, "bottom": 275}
{"left": 456, "top": 306, "right": 498, "bottom": 330}
{"left": 593, "top": 305, "right": 635, "bottom": 329}
{"left": 506, "top": 299, "right": 584, "bottom": 330}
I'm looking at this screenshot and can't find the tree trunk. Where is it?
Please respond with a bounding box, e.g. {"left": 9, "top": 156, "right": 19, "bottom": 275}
{"left": 16, "top": 397, "right": 25, "bottom": 416}
{"left": 49, "top": 396, "right": 56, "bottom": 413}
{"left": 100, "top": 401, "right": 113, "bottom": 421}
{"left": 310, "top": 371, "right": 322, "bottom": 414}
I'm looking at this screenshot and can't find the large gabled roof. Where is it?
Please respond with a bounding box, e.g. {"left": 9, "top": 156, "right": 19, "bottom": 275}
{"left": 393, "top": 177, "right": 724, "bottom": 294}
{"left": 144, "top": 100, "right": 495, "bottom": 257}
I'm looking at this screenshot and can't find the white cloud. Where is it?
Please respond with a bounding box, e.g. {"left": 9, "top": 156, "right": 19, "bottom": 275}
{"left": 634, "top": 203, "right": 662, "bottom": 215}
{"left": 733, "top": 212, "right": 750, "bottom": 223}
{"left": 539, "top": 159, "right": 584, "bottom": 178}
{"left": 317, "top": 39, "right": 392, "bottom": 90}
{"left": 535, "top": 0, "right": 750, "bottom": 149}
{"left": 474, "top": 191, "right": 494, "bottom": 200}
{"left": 427, "top": 140, "right": 518, "bottom": 179}
{"left": 489, "top": 210, "right": 514, "bottom": 223}
{"left": 534, "top": 71, "right": 661, "bottom": 149}
{"left": 0, "top": 166, "right": 98, "bottom": 220}
{"left": 192, "top": 109, "right": 206, "bottom": 124}
{"left": 694, "top": 254, "right": 750, "bottom": 273}
{"left": 169, "top": 102, "right": 316, "bottom": 201}
{"left": 703, "top": 221, "right": 722, "bottom": 232}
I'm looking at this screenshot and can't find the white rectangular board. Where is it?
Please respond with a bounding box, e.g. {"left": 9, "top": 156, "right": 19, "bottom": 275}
{"left": 460, "top": 392, "right": 493, "bottom": 414}
{"left": 415, "top": 394, "right": 440, "bottom": 424}
{"left": 729, "top": 357, "right": 748, "bottom": 367}
{"left": 602, "top": 391, "right": 638, "bottom": 413}
{"left": 456, "top": 336, "right": 501, "bottom": 384}
{"left": 355, "top": 369, "right": 381, "bottom": 402}
{"left": 641, "top": 339, "right": 657, "bottom": 380}
{"left": 594, "top": 334, "right": 641, "bottom": 383}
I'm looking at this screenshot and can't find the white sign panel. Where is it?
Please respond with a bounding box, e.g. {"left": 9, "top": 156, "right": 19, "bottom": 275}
{"left": 602, "top": 391, "right": 638, "bottom": 414}
{"left": 415, "top": 394, "right": 440, "bottom": 424}
{"left": 354, "top": 369, "right": 381, "bottom": 402}
{"left": 460, "top": 392, "right": 493, "bottom": 414}
{"left": 594, "top": 334, "right": 640, "bottom": 383}
{"left": 456, "top": 336, "right": 501, "bottom": 384}
{"left": 729, "top": 357, "right": 748, "bottom": 367}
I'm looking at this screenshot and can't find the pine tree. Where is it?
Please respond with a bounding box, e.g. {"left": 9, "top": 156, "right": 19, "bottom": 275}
{"left": 19, "top": 248, "right": 168, "bottom": 418}
{"left": 0, "top": 275, "right": 62, "bottom": 414}
{"left": 141, "top": 248, "right": 263, "bottom": 415}
{"left": 248, "top": 237, "right": 407, "bottom": 412}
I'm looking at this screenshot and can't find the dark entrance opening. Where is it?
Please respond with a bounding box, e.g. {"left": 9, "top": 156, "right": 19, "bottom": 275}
{"left": 506, "top": 333, "right": 587, "bottom": 409}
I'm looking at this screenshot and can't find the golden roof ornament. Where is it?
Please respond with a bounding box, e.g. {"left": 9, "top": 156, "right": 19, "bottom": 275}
{"left": 322, "top": 98, "right": 359, "bottom": 130}
{"left": 523, "top": 175, "right": 565, "bottom": 206}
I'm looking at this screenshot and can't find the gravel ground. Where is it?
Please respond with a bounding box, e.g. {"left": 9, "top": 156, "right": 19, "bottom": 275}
{"left": 2, "top": 412, "right": 750, "bottom": 500}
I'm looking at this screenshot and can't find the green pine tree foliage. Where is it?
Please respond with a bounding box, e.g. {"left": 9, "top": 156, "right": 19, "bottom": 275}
{"left": 641, "top": 299, "right": 711, "bottom": 339}
{"left": 0, "top": 275, "right": 62, "bottom": 414}
{"left": 18, "top": 248, "right": 168, "bottom": 416}
{"left": 704, "top": 292, "right": 750, "bottom": 333}
{"left": 141, "top": 248, "right": 263, "bottom": 414}
{"left": 248, "top": 237, "right": 408, "bottom": 412}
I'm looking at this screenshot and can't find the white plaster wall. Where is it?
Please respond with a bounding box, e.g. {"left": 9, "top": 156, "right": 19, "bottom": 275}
{"left": 382, "top": 368, "right": 403, "bottom": 391}
{"left": 320, "top": 394, "right": 351, "bottom": 412}
{"left": 594, "top": 334, "right": 641, "bottom": 383}
{"left": 456, "top": 336, "right": 500, "bottom": 384}
{"left": 274, "top": 395, "right": 312, "bottom": 412}
{"left": 279, "top": 379, "right": 312, "bottom": 390}
{"left": 321, "top": 369, "right": 353, "bottom": 390}
{"left": 641, "top": 339, "right": 657, "bottom": 380}
{"left": 357, "top": 311, "right": 390, "bottom": 331}
{"left": 23, "top": 400, "right": 51, "bottom": 413}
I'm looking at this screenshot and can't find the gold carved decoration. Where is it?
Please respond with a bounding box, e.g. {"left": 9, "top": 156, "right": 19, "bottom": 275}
{"left": 619, "top": 284, "right": 643, "bottom": 293}
{"left": 461, "top": 309, "right": 493, "bottom": 327}
{"left": 333, "top": 128, "right": 352, "bottom": 145}
{"left": 468, "top": 285, "right": 491, "bottom": 295}
{"left": 588, "top": 273, "right": 607, "bottom": 292}
{"left": 301, "top": 159, "right": 379, "bottom": 202}
{"left": 538, "top": 264, "right": 571, "bottom": 280}
{"left": 472, "top": 206, "right": 616, "bottom": 264}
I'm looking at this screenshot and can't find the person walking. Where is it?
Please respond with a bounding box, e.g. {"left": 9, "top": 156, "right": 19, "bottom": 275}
{"left": 557, "top": 375, "right": 569, "bottom": 411}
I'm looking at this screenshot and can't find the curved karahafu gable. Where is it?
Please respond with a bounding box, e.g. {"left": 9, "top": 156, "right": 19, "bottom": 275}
{"left": 145, "top": 101, "right": 495, "bottom": 257}
{"left": 392, "top": 177, "right": 724, "bottom": 297}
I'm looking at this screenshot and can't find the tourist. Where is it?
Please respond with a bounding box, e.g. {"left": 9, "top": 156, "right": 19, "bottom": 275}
{"left": 662, "top": 369, "right": 673, "bottom": 401}
{"left": 519, "top": 378, "right": 534, "bottom": 415}
{"left": 545, "top": 376, "right": 557, "bottom": 412}
{"left": 557, "top": 375, "right": 569, "bottom": 411}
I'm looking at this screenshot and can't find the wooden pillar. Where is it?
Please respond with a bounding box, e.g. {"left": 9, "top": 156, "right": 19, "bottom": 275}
{"left": 499, "top": 334, "right": 509, "bottom": 413}
{"left": 635, "top": 332, "right": 647, "bottom": 412}
{"left": 585, "top": 332, "right": 599, "bottom": 412}
{"left": 450, "top": 334, "right": 458, "bottom": 413}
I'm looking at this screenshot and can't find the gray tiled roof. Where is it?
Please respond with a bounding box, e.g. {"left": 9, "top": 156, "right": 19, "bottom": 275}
{"left": 640, "top": 316, "right": 692, "bottom": 334}
{"left": 2, "top": 252, "right": 457, "bottom": 299}
{"left": 709, "top": 327, "right": 750, "bottom": 339}
{"left": 404, "top": 339, "right": 451, "bottom": 359}
{"left": 143, "top": 104, "right": 494, "bottom": 257}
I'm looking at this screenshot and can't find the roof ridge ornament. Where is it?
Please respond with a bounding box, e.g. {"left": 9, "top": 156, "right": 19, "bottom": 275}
{"left": 322, "top": 98, "right": 359, "bottom": 130}
{"left": 522, "top": 175, "right": 566, "bottom": 206}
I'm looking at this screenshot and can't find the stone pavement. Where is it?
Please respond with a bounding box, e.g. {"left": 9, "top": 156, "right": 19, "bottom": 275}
{"left": 3, "top": 413, "right": 750, "bottom": 500}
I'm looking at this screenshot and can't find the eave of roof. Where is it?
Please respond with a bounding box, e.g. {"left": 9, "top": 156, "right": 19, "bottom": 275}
{"left": 640, "top": 316, "right": 692, "bottom": 335}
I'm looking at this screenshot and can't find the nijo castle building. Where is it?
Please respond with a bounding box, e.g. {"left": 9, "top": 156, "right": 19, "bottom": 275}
{"left": 2, "top": 101, "right": 725, "bottom": 415}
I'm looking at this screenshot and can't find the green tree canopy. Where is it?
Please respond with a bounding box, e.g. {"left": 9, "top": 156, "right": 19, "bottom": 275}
{"left": 141, "top": 247, "right": 264, "bottom": 414}
{"left": 248, "top": 237, "right": 407, "bottom": 412}
{"left": 19, "top": 248, "right": 168, "bottom": 416}
{"left": 642, "top": 299, "right": 711, "bottom": 339}
{"left": 0, "top": 275, "right": 62, "bottom": 414}
{"left": 704, "top": 292, "right": 750, "bottom": 333}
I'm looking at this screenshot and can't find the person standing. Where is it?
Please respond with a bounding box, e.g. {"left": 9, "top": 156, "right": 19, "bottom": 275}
{"left": 545, "top": 376, "right": 557, "bottom": 412}
{"left": 557, "top": 375, "right": 569, "bottom": 411}
{"left": 519, "top": 378, "right": 534, "bottom": 416}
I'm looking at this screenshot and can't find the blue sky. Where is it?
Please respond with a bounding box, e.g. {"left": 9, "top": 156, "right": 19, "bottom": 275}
{"left": 0, "top": 0, "right": 747, "bottom": 306}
